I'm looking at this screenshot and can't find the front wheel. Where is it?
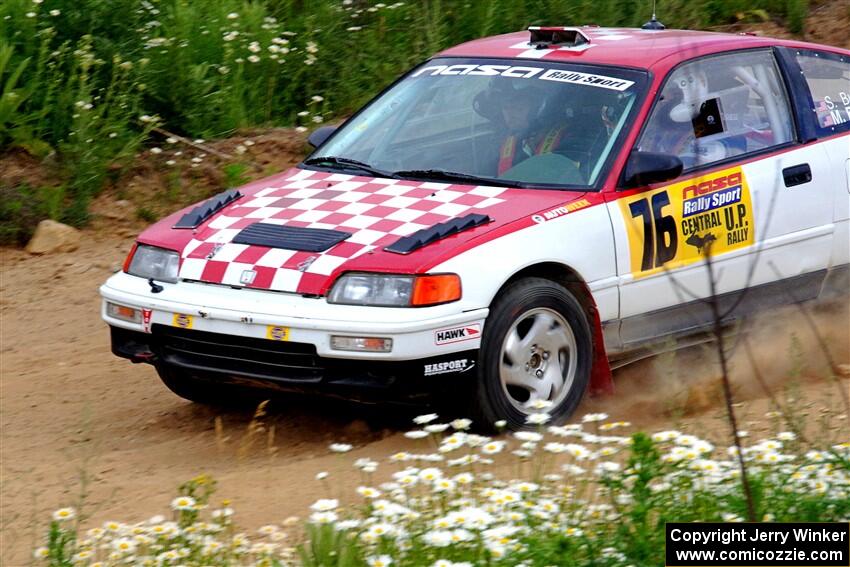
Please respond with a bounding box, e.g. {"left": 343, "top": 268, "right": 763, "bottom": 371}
{"left": 472, "top": 277, "right": 592, "bottom": 430}
{"left": 155, "top": 364, "right": 251, "bottom": 406}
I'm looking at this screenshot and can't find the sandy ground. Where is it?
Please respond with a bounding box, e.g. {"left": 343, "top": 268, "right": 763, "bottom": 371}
{"left": 1, "top": 232, "right": 848, "bottom": 565}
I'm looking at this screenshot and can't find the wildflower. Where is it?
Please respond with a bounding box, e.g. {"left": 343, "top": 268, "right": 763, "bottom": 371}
{"left": 423, "top": 530, "right": 453, "bottom": 547}
{"left": 310, "top": 511, "right": 337, "bottom": 524}
{"left": 357, "top": 486, "right": 381, "bottom": 498}
{"left": 26, "top": 12, "right": 36, "bottom": 17}
{"left": 33, "top": 547, "right": 49, "bottom": 559}
{"left": 565, "top": 443, "right": 590, "bottom": 459}
{"left": 310, "top": 498, "right": 338, "bottom": 512}
{"left": 347, "top": 26, "right": 363, "bottom": 31}
{"left": 329, "top": 443, "right": 353, "bottom": 453}
{"left": 165, "top": 160, "right": 176, "bottom": 166}
{"left": 480, "top": 440, "right": 505, "bottom": 454}
{"left": 49, "top": 9, "right": 60, "bottom": 15}
{"left": 777, "top": 431, "right": 796, "bottom": 441}
{"left": 112, "top": 537, "right": 137, "bottom": 554}
{"left": 248, "top": 55, "right": 260, "bottom": 63}
{"left": 525, "top": 399, "right": 554, "bottom": 410}
{"left": 52, "top": 507, "right": 76, "bottom": 521}
{"left": 140, "top": 114, "right": 155, "bottom": 123}
{"left": 227, "top": 12, "right": 239, "bottom": 19}
{"left": 414, "top": 413, "right": 439, "bottom": 424}
{"left": 514, "top": 431, "right": 542, "bottom": 442}
{"left": 295, "top": 126, "right": 308, "bottom": 133}
{"left": 316, "top": 471, "right": 329, "bottom": 480}
{"left": 494, "top": 420, "right": 507, "bottom": 428}
{"left": 170, "top": 496, "right": 196, "bottom": 511}
{"left": 425, "top": 423, "right": 450, "bottom": 433}
{"left": 582, "top": 412, "right": 609, "bottom": 423}
{"left": 526, "top": 412, "right": 551, "bottom": 425}
{"left": 404, "top": 430, "right": 429, "bottom": 439}
{"left": 150, "top": 147, "right": 162, "bottom": 154}
{"left": 451, "top": 418, "right": 472, "bottom": 430}
{"left": 248, "top": 41, "right": 261, "bottom": 53}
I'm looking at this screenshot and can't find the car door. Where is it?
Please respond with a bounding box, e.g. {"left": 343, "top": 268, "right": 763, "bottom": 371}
{"left": 607, "top": 48, "right": 835, "bottom": 349}
{"left": 784, "top": 47, "right": 850, "bottom": 273}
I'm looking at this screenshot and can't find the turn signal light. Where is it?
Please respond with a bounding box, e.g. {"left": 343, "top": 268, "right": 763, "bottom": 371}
{"left": 411, "top": 274, "right": 462, "bottom": 306}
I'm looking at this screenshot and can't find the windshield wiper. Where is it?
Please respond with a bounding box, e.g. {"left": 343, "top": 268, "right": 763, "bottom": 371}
{"left": 303, "top": 156, "right": 393, "bottom": 178}
{"left": 391, "top": 169, "right": 520, "bottom": 188}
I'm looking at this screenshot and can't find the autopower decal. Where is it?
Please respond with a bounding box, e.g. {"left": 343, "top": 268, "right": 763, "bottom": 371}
{"left": 435, "top": 323, "right": 482, "bottom": 345}
{"left": 411, "top": 64, "right": 634, "bottom": 91}
{"left": 619, "top": 166, "right": 754, "bottom": 278}
{"left": 424, "top": 358, "right": 475, "bottom": 377}
{"left": 532, "top": 198, "right": 591, "bottom": 223}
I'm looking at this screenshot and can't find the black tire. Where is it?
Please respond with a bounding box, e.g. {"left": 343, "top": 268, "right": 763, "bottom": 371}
{"left": 472, "top": 277, "right": 592, "bottom": 430}
{"left": 155, "top": 364, "right": 251, "bottom": 406}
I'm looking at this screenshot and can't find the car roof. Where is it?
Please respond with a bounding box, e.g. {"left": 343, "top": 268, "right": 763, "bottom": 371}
{"left": 437, "top": 27, "right": 844, "bottom": 71}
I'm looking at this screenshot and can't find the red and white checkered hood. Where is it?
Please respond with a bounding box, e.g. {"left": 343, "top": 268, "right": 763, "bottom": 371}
{"left": 138, "top": 168, "right": 588, "bottom": 295}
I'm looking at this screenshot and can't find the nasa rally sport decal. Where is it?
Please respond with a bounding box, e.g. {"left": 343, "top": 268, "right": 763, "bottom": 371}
{"left": 434, "top": 323, "right": 482, "bottom": 346}
{"left": 619, "top": 166, "right": 754, "bottom": 278}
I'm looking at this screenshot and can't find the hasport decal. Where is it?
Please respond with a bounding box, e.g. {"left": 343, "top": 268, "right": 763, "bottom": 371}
{"left": 424, "top": 358, "right": 474, "bottom": 377}
{"left": 619, "top": 166, "right": 754, "bottom": 277}
{"left": 434, "top": 323, "right": 482, "bottom": 345}
{"left": 532, "top": 198, "right": 591, "bottom": 223}
{"left": 412, "top": 64, "right": 635, "bottom": 91}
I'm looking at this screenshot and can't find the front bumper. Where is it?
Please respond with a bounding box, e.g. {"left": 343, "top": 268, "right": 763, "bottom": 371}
{"left": 101, "top": 272, "right": 488, "bottom": 360}
{"left": 110, "top": 325, "right": 479, "bottom": 399}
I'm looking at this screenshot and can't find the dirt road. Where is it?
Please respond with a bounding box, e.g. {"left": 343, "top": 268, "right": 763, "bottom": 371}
{"left": 1, "top": 232, "right": 848, "bottom": 565}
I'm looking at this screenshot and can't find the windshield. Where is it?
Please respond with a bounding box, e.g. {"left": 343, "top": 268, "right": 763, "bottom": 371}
{"left": 307, "top": 58, "right": 648, "bottom": 189}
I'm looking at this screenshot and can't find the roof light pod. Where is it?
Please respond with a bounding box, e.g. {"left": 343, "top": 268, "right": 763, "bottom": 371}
{"left": 528, "top": 27, "right": 591, "bottom": 49}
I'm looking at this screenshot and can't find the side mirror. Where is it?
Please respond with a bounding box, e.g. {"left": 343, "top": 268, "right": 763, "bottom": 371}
{"left": 622, "top": 151, "right": 683, "bottom": 188}
{"left": 307, "top": 126, "right": 337, "bottom": 148}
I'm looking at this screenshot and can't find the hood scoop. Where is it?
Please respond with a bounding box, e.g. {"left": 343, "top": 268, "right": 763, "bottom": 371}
{"left": 174, "top": 189, "right": 242, "bottom": 229}
{"left": 384, "top": 213, "right": 491, "bottom": 255}
{"left": 232, "top": 222, "right": 352, "bottom": 252}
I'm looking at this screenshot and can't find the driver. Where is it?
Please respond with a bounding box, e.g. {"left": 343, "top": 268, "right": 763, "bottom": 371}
{"left": 492, "top": 84, "right": 566, "bottom": 176}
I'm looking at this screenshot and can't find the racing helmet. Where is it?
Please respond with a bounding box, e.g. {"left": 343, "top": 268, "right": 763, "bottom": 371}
{"left": 473, "top": 78, "right": 547, "bottom": 131}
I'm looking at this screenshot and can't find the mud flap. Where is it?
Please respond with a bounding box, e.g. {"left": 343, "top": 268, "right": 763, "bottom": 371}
{"left": 588, "top": 305, "right": 615, "bottom": 396}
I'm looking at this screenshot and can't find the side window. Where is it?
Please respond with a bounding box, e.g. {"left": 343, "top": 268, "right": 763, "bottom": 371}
{"left": 638, "top": 50, "right": 794, "bottom": 171}
{"left": 794, "top": 50, "right": 850, "bottom": 135}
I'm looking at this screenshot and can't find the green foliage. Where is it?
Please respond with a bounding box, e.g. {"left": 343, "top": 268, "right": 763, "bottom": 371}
{"left": 786, "top": 0, "right": 808, "bottom": 34}
{"left": 0, "top": 183, "right": 64, "bottom": 245}
{"left": 0, "top": 0, "right": 809, "bottom": 240}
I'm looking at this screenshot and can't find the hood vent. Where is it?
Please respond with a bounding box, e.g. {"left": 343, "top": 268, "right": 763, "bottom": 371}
{"left": 174, "top": 189, "right": 243, "bottom": 229}
{"left": 232, "top": 222, "right": 352, "bottom": 252}
{"left": 385, "top": 213, "right": 491, "bottom": 255}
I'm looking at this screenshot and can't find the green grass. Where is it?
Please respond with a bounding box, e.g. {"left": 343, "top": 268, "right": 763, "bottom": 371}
{"left": 0, "top": 0, "right": 810, "bottom": 242}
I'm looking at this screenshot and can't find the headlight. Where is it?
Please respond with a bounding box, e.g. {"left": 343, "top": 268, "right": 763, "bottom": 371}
{"left": 125, "top": 244, "right": 180, "bottom": 283}
{"left": 327, "top": 273, "right": 461, "bottom": 307}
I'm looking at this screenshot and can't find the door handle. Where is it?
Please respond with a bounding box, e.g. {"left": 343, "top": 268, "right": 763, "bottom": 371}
{"left": 783, "top": 163, "right": 812, "bottom": 188}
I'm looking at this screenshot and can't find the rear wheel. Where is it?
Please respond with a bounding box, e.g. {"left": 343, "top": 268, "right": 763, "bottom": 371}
{"left": 472, "top": 277, "right": 592, "bottom": 430}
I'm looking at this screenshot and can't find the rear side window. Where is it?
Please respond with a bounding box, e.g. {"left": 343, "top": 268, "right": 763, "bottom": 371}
{"left": 794, "top": 50, "right": 850, "bottom": 135}
{"left": 637, "top": 50, "right": 794, "bottom": 172}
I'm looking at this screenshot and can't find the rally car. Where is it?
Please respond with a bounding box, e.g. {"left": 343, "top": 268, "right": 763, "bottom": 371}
{"left": 101, "top": 24, "right": 850, "bottom": 429}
